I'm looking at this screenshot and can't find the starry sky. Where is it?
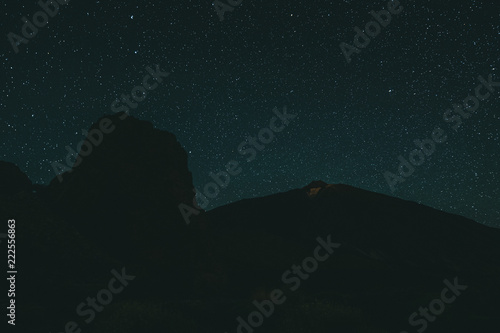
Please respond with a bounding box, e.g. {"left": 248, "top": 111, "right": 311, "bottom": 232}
{"left": 1, "top": 0, "right": 499, "bottom": 227}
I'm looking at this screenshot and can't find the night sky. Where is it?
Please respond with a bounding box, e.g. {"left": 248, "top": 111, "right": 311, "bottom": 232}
{"left": 1, "top": 0, "right": 499, "bottom": 227}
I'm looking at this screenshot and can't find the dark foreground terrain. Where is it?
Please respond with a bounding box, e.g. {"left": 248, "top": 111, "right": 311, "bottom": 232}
{"left": 1, "top": 113, "right": 499, "bottom": 332}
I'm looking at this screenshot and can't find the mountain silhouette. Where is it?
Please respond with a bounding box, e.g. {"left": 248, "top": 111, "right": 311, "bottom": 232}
{"left": 1, "top": 113, "right": 499, "bottom": 332}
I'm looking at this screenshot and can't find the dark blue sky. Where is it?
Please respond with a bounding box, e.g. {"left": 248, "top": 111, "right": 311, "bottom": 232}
{"left": 1, "top": 0, "right": 499, "bottom": 226}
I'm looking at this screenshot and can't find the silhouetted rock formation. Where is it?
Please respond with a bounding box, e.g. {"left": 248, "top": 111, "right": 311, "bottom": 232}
{"left": 46, "top": 113, "right": 202, "bottom": 275}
